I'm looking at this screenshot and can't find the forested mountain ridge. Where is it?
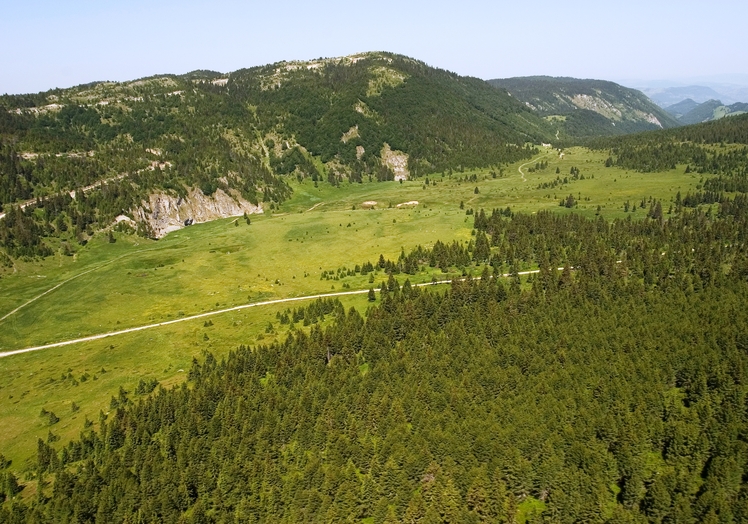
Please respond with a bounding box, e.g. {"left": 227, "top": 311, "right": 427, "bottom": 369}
{"left": 671, "top": 99, "right": 748, "bottom": 125}
{"left": 662, "top": 98, "right": 700, "bottom": 119}
{"left": 488, "top": 76, "right": 680, "bottom": 138}
{"left": 0, "top": 52, "right": 554, "bottom": 256}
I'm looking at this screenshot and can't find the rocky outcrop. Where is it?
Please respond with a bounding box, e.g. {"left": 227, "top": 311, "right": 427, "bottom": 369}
{"left": 381, "top": 143, "right": 409, "bottom": 181}
{"left": 134, "top": 187, "right": 262, "bottom": 238}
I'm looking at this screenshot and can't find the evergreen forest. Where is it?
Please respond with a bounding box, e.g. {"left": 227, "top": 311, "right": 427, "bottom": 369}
{"left": 4, "top": 52, "right": 748, "bottom": 524}
{"left": 4, "top": 194, "right": 748, "bottom": 522}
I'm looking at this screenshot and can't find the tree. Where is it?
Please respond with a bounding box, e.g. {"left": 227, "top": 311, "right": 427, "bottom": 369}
{"left": 473, "top": 231, "right": 490, "bottom": 263}
{"left": 368, "top": 288, "right": 376, "bottom": 302}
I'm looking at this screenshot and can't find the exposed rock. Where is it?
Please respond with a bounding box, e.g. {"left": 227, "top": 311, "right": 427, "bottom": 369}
{"left": 341, "top": 125, "right": 360, "bottom": 143}
{"left": 366, "top": 66, "right": 407, "bottom": 97}
{"left": 354, "top": 100, "right": 380, "bottom": 121}
{"left": 134, "top": 187, "right": 262, "bottom": 238}
{"left": 643, "top": 113, "right": 663, "bottom": 128}
{"left": 381, "top": 143, "right": 409, "bottom": 181}
{"left": 114, "top": 215, "right": 136, "bottom": 225}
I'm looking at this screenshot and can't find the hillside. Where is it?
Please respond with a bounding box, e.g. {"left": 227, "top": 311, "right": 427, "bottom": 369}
{"left": 3, "top": 81, "right": 748, "bottom": 521}
{"left": 678, "top": 99, "right": 725, "bottom": 125}
{"left": 0, "top": 52, "right": 555, "bottom": 257}
{"left": 488, "top": 76, "right": 680, "bottom": 138}
{"left": 662, "top": 98, "right": 700, "bottom": 118}
{"left": 677, "top": 100, "right": 748, "bottom": 125}
{"left": 589, "top": 113, "right": 748, "bottom": 185}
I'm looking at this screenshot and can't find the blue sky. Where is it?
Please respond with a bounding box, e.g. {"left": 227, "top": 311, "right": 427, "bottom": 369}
{"left": 2, "top": 0, "right": 747, "bottom": 95}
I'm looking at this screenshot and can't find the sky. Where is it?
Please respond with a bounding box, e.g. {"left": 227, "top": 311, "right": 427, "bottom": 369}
{"left": 2, "top": 0, "right": 747, "bottom": 95}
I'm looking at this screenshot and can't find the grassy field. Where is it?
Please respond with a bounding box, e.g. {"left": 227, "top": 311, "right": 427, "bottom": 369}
{"left": 0, "top": 146, "right": 703, "bottom": 474}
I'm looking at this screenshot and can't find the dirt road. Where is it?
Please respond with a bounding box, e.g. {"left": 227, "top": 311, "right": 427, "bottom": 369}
{"left": 0, "top": 268, "right": 552, "bottom": 358}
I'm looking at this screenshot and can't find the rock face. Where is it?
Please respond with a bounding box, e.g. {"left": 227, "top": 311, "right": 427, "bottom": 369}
{"left": 134, "top": 188, "right": 262, "bottom": 238}
{"left": 487, "top": 76, "right": 680, "bottom": 135}
{"left": 381, "top": 143, "right": 409, "bottom": 181}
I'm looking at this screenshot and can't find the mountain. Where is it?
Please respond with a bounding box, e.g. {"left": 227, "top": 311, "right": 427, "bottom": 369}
{"left": 678, "top": 99, "right": 726, "bottom": 125}
{"left": 0, "top": 52, "right": 554, "bottom": 253}
{"left": 642, "top": 85, "right": 726, "bottom": 107}
{"left": 663, "top": 98, "right": 700, "bottom": 118}
{"left": 588, "top": 113, "right": 748, "bottom": 174}
{"left": 714, "top": 85, "right": 748, "bottom": 104}
{"left": 488, "top": 76, "right": 680, "bottom": 138}
{"left": 673, "top": 100, "right": 748, "bottom": 125}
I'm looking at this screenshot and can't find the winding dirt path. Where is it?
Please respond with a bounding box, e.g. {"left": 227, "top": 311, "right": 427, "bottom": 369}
{"left": 0, "top": 242, "right": 189, "bottom": 323}
{"left": 306, "top": 202, "right": 325, "bottom": 212}
{"left": 518, "top": 152, "right": 551, "bottom": 183}
{"left": 0, "top": 268, "right": 554, "bottom": 358}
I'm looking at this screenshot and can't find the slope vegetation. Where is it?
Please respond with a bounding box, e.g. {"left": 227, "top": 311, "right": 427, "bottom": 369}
{"left": 590, "top": 113, "right": 748, "bottom": 174}
{"left": 489, "top": 76, "right": 680, "bottom": 138}
{"left": 675, "top": 100, "right": 748, "bottom": 125}
{"left": 0, "top": 52, "right": 553, "bottom": 258}
{"left": 6, "top": 201, "right": 748, "bottom": 522}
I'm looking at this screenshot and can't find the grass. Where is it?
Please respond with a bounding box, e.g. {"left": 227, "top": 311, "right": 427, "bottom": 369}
{"left": 0, "top": 147, "right": 703, "bottom": 473}
{"left": 517, "top": 496, "right": 547, "bottom": 523}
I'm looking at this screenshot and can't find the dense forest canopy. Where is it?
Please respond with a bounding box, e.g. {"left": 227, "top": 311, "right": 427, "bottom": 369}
{"left": 589, "top": 113, "right": 748, "bottom": 170}
{"left": 4, "top": 192, "right": 748, "bottom": 522}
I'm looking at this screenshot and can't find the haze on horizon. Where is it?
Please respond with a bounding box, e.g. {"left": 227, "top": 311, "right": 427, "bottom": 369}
{"left": 2, "top": 0, "right": 747, "bottom": 95}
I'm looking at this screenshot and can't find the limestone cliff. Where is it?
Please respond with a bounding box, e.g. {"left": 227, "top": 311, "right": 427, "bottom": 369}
{"left": 134, "top": 188, "right": 262, "bottom": 238}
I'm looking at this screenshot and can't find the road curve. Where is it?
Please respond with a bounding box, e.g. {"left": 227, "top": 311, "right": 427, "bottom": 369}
{"left": 0, "top": 268, "right": 552, "bottom": 358}
{"left": 518, "top": 152, "right": 551, "bottom": 182}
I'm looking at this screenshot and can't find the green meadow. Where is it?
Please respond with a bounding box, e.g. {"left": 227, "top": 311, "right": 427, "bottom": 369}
{"left": 0, "top": 147, "right": 703, "bottom": 473}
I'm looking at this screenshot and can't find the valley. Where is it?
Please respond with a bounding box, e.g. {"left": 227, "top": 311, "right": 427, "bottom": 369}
{"left": 2, "top": 52, "right": 748, "bottom": 523}
{"left": 0, "top": 146, "right": 701, "bottom": 472}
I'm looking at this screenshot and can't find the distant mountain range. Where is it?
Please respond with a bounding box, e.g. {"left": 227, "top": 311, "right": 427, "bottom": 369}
{"left": 663, "top": 99, "right": 748, "bottom": 125}
{"left": 488, "top": 76, "right": 679, "bottom": 137}
{"left": 638, "top": 84, "right": 748, "bottom": 107}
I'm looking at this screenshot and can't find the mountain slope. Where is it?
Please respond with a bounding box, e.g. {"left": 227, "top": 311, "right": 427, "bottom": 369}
{"left": 229, "top": 53, "right": 553, "bottom": 173}
{"left": 488, "top": 76, "right": 680, "bottom": 138}
{"left": 678, "top": 99, "right": 725, "bottom": 125}
{"left": 588, "top": 113, "right": 748, "bottom": 175}
{"left": 0, "top": 52, "right": 554, "bottom": 254}
{"left": 663, "top": 98, "right": 700, "bottom": 118}
{"left": 678, "top": 100, "right": 748, "bottom": 125}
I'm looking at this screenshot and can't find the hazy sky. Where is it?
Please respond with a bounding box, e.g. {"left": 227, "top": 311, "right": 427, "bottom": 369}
{"left": 2, "top": 0, "right": 747, "bottom": 95}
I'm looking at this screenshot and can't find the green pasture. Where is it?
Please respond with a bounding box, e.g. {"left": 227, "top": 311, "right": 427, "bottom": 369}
{"left": 0, "top": 147, "right": 703, "bottom": 472}
{"left": 0, "top": 292, "right": 376, "bottom": 477}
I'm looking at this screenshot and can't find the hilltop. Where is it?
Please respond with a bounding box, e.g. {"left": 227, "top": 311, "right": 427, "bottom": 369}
{"left": 0, "top": 53, "right": 554, "bottom": 257}
{"left": 488, "top": 76, "right": 680, "bottom": 137}
{"left": 662, "top": 98, "right": 700, "bottom": 119}
{"left": 642, "top": 83, "right": 748, "bottom": 107}
{"left": 0, "top": 52, "right": 556, "bottom": 257}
